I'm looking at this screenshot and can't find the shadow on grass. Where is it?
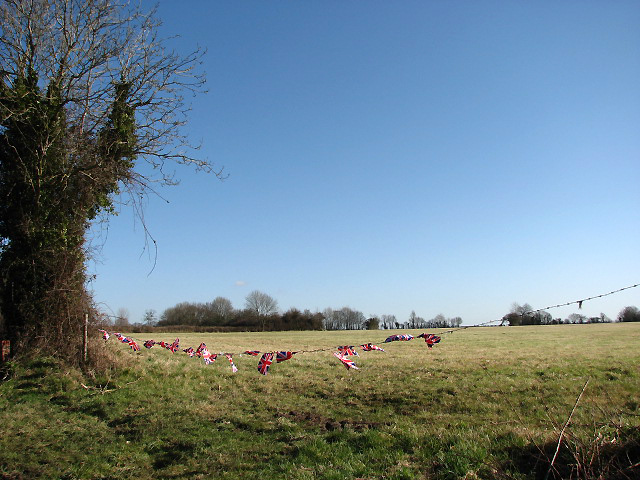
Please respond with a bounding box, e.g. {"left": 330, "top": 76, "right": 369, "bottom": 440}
{"left": 147, "top": 438, "right": 198, "bottom": 470}
{"left": 502, "top": 427, "right": 640, "bottom": 480}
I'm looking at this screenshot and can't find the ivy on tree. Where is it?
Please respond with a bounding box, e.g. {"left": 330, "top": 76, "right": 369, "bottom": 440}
{"left": 0, "top": 0, "right": 221, "bottom": 361}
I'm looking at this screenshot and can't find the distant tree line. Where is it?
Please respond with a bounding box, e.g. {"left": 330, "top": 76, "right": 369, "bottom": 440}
{"left": 105, "top": 294, "right": 638, "bottom": 333}
{"left": 503, "top": 303, "right": 639, "bottom": 326}
{"left": 108, "top": 290, "right": 467, "bottom": 332}
{"left": 405, "top": 311, "right": 463, "bottom": 329}
{"left": 154, "top": 292, "right": 323, "bottom": 331}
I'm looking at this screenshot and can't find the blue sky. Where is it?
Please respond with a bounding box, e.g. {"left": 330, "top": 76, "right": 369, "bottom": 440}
{"left": 89, "top": 0, "right": 639, "bottom": 325}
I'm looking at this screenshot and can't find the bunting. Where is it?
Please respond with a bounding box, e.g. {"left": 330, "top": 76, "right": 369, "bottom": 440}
{"left": 226, "top": 354, "right": 238, "bottom": 373}
{"left": 201, "top": 348, "right": 216, "bottom": 365}
{"left": 183, "top": 347, "right": 195, "bottom": 357}
{"left": 360, "top": 343, "right": 384, "bottom": 352}
{"left": 97, "top": 326, "right": 443, "bottom": 376}
{"left": 258, "top": 353, "right": 274, "bottom": 375}
{"left": 417, "top": 333, "right": 441, "bottom": 348}
{"left": 384, "top": 334, "right": 414, "bottom": 342}
{"left": 115, "top": 333, "right": 129, "bottom": 343}
{"left": 276, "top": 351, "right": 295, "bottom": 363}
{"left": 333, "top": 352, "right": 359, "bottom": 370}
{"left": 337, "top": 346, "right": 358, "bottom": 356}
{"left": 95, "top": 281, "right": 640, "bottom": 376}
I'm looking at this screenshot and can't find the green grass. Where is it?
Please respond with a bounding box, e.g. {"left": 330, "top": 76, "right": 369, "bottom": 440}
{"left": 1, "top": 324, "right": 639, "bottom": 479}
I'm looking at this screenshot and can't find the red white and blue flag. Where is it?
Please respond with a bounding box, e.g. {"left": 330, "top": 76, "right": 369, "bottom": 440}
{"left": 169, "top": 338, "right": 180, "bottom": 353}
{"left": 128, "top": 340, "right": 140, "bottom": 352}
{"left": 201, "top": 348, "right": 216, "bottom": 365}
{"left": 195, "top": 343, "right": 207, "bottom": 357}
{"left": 360, "top": 343, "right": 385, "bottom": 352}
{"left": 99, "top": 330, "right": 110, "bottom": 341}
{"left": 207, "top": 353, "right": 218, "bottom": 365}
{"left": 183, "top": 347, "right": 195, "bottom": 357}
{"left": 257, "top": 353, "right": 274, "bottom": 375}
{"left": 338, "top": 346, "right": 358, "bottom": 356}
{"left": 244, "top": 350, "right": 261, "bottom": 356}
{"left": 225, "top": 354, "right": 238, "bottom": 373}
{"left": 276, "top": 351, "right": 295, "bottom": 363}
{"left": 384, "top": 334, "right": 414, "bottom": 343}
{"left": 333, "top": 352, "right": 359, "bottom": 370}
{"left": 418, "top": 333, "right": 441, "bottom": 348}
{"left": 143, "top": 340, "right": 155, "bottom": 349}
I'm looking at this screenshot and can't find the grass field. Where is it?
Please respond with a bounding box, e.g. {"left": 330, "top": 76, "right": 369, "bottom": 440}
{"left": 1, "top": 323, "right": 639, "bottom": 479}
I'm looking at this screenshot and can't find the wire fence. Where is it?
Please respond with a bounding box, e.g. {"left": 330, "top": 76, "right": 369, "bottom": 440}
{"left": 522, "top": 283, "right": 639, "bottom": 315}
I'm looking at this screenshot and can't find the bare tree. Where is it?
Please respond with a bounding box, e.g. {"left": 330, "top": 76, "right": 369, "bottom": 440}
{"left": 323, "top": 307, "right": 365, "bottom": 330}
{"left": 0, "top": 0, "right": 220, "bottom": 359}
{"left": 114, "top": 307, "right": 130, "bottom": 328}
{"left": 0, "top": 0, "right": 219, "bottom": 181}
{"left": 450, "top": 316, "right": 463, "bottom": 328}
{"left": 380, "top": 314, "right": 397, "bottom": 330}
{"left": 209, "top": 296, "right": 234, "bottom": 322}
{"left": 322, "top": 307, "right": 337, "bottom": 330}
{"left": 567, "top": 313, "right": 587, "bottom": 324}
{"left": 510, "top": 302, "right": 534, "bottom": 316}
{"left": 244, "top": 291, "right": 278, "bottom": 316}
{"left": 408, "top": 310, "right": 426, "bottom": 329}
{"left": 142, "top": 309, "right": 157, "bottom": 326}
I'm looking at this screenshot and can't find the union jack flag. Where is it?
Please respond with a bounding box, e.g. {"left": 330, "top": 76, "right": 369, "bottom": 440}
{"left": 244, "top": 350, "right": 261, "bottom": 356}
{"left": 183, "top": 347, "right": 195, "bottom": 357}
{"left": 257, "top": 352, "right": 274, "bottom": 375}
{"left": 169, "top": 338, "right": 180, "bottom": 353}
{"left": 159, "top": 341, "right": 167, "bottom": 349}
{"left": 204, "top": 353, "right": 218, "bottom": 365}
{"left": 99, "top": 330, "right": 110, "bottom": 341}
{"left": 128, "top": 340, "right": 140, "bottom": 352}
{"left": 225, "top": 354, "right": 238, "bottom": 373}
{"left": 333, "top": 352, "right": 359, "bottom": 370}
{"left": 195, "top": 343, "right": 207, "bottom": 356}
{"left": 143, "top": 340, "right": 155, "bottom": 349}
{"left": 201, "top": 348, "right": 216, "bottom": 365}
{"left": 120, "top": 336, "right": 130, "bottom": 343}
{"left": 384, "top": 334, "right": 414, "bottom": 343}
{"left": 276, "top": 351, "right": 295, "bottom": 363}
{"left": 337, "top": 346, "right": 358, "bottom": 356}
{"left": 418, "top": 333, "right": 441, "bottom": 348}
{"left": 360, "top": 343, "right": 384, "bottom": 352}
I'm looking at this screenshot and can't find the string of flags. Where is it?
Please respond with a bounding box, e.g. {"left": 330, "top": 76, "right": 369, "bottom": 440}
{"left": 99, "top": 329, "right": 442, "bottom": 375}
{"left": 95, "top": 284, "right": 638, "bottom": 375}
{"left": 385, "top": 334, "right": 414, "bottom": 342}
{"left": 96, "top": 283, "right": 638, "bottom": 374}
{"left": 383, "top": 333, "right": 441, "bottom": 348}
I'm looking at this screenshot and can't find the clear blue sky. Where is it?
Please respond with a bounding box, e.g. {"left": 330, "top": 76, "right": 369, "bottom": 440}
{"left": 89, "top": 0, "right": 639, "bottom": 325}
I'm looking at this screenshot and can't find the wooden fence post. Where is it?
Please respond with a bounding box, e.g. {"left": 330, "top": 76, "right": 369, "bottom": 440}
{"left": 1, "top": 340, "right": 10, "bottom": 362}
